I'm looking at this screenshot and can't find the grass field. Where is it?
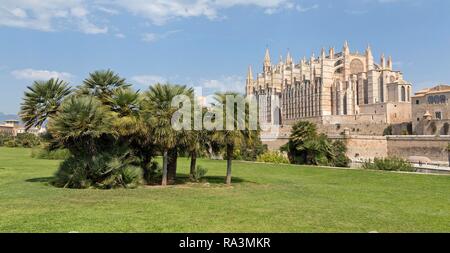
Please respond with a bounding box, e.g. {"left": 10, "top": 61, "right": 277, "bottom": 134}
{"left": 0, "top": 147, "right": 449, "bottom": 232}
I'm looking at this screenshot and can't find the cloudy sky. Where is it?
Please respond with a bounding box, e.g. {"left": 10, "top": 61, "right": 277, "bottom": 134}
{"left": 0, "top": 0, "right": 449, "bottom": 114}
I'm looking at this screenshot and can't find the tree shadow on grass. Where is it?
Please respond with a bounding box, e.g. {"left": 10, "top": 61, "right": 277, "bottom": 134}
{"left": 25, "top": 177, "right": 54, "bottom": 183}
{"left": 173, "top": 173, "right": 248, "bottom": 185}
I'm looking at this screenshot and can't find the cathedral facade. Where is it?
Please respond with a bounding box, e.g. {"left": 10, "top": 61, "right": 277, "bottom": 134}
{"left": 246, "top": 42, "right": 413, "bottom": 134}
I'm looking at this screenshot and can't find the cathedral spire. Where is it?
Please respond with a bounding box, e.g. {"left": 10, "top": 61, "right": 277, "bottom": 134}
{"left": 247, "top": 65, "right": 253, "bottom": 80}
{"left": 263, "top": 48, "right": 271, "bottom": 73}
{"left": 264, "top": 48, "right": 271, "bottom": 65}
{"left": 286, "top": 50, "right": 293, "bottom": 65}
{"left": 381, "top": 54, "right": 386, "bottom": 69}
{"left": 366, "top": 44, "right": 372, "bottom": 57}
{"left": 321, "top": 48, "right": 326, "bottom": 59}
{"left": 329, "top": 47, "right": 335, "bottom": 59}
{"left": 366, "top": 44, "right": 374, "bottom": 71}
{"left": 387, "top": 56, "right": 393, "bottom": 70}
{"left": 343, "top": 40, "right": 350, "bottom": 55}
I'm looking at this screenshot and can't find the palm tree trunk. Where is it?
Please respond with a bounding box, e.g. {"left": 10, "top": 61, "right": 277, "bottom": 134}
{"left": 162, "top": 150, "right": 168, "bottom": 186}
{"left": 226, "top": 144, "right": 233, "bottom": 185}
{"left": 190, "top": 151, "right": 197, "bottom": 181}
{"left": 167, "top": 148, "right": 178, "bottom": 184}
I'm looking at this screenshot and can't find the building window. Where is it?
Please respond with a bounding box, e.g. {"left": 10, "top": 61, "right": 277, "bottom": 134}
{"left": 401, "top": 86, "right": 406, "bottom": 102}
{"left": 416, "top": 100, "right": 420, "bottom": 105}
{"left": 436, "top": 112, "right": 442, "bottom": 120}
{"left": 434, "top": 95, "right": 440, "bottom": 104}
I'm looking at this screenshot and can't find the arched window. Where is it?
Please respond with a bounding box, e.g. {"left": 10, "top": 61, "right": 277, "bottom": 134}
{"left": 440, "top": 95, "right": 447, "bottom": 104}
{"left": 428, "top": 96, "right": 434, "bottom": 104}
{"left": 407, "top": 86, "right": 411, "bottom": 101}
{"left": 350, "top": 59, "right": 364, "bottom": 74}
{"left": 434, "top": 95, "right": 440, "bottom": 104}
{"left": 401, "top": 86, "right": 406, "bottom": 102}
{"left": 343, "top": 94, "right": 348, "bottom": 115}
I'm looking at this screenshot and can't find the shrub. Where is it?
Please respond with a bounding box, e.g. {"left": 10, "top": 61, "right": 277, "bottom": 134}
{"left": 0, "top": 133, "right": 41, "bottom": 148}
{"left": 142, "top": 161, "right": 161, "bottom": 184}
{"left": 331, "top": 140, "right": 350, "bottom": 168}
{"left": 286, "top": 121, "right": 350, "bottom": 167}
{"left": 31, "top": 148, "right": 71, "bottom": 160}
{"left": 257, "top": 151, "right": 289, "bottom": 164}
{"left": 0, "top": 133, "right": 12, "bottom": 146}
{"left": 4, "top": 140, "right": 17, "bottom": 147}
{"left": 362, "top": 157, "right": 415, "bottom": 172}
{"left": 15, "top": 133, "right": 41, "bottom": 148}
{"left": 52, "top": 152, "right": 142, "bottom": 189}
{"left": 193, "top": 165, "right": 208, "bottom": 182}
{"left": 383, "top": 125, "right": 393, "bottom": 136}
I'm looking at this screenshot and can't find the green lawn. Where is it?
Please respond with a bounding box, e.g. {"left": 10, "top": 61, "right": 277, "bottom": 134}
{"left": 0, "top": 147, "right": 449, "bottom": 232}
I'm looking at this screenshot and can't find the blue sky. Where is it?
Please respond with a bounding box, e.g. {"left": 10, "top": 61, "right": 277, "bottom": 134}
{"left": 0, "top": 0, "right": 449, "bottom": 114}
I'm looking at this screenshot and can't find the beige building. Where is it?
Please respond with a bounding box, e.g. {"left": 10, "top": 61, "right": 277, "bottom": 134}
{"left": 412, "top": 85, "right": 450, "bottom": 135}
{"left": 246, "top": 42, "right": 413, "bottom": 135}
{"left": 0, "top": 120, "right": 45, "bottom": 136}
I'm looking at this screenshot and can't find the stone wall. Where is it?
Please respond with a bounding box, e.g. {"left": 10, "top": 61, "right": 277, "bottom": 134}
{"left": 386, "top": 135, "right": 450, "bottom": 162}
{"left": 333, "top": 135, "right": 450, "bottom": 162}
{"left": 329, "top": 135, "right": 388, "bottom": 161}
{"left": 265, "top": 133, "right": 450, "bottom": 163}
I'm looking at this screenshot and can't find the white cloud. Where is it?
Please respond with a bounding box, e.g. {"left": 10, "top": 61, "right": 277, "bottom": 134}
{"left": 0, "top": 0, "right": 107, "bottom": 34}
{"left": 112, "top": 0, "right": 297, "bottom": 25}
{"left": 201, "top": 75, "right": 245, "bottom": 93}
{"left": 0, "top": 0, "right": 319, "bottom": 34}
{"left": 296, "top": 4, "right": 319, "bottom": 12}
{"left": 131, "top": 75, "right": 167, "bottom": 86}
{"left": 142, "top": 30, "right": 181, "bottom": 43}
{"left": 115, "top": 33, "right": 126, "bottom": 38}
{"left": 11, "top": 69, "right": 73, "bottom": 81}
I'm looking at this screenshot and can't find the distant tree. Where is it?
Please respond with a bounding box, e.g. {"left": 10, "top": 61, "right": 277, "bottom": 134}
{"left": 20, "top": 78, "right": 72, "bottom": 130}
{"left": 286, "top": 121, "right": 349, "bottom": 167}
{"left": 287, "top": 121, "right": 317, "bottom": 164}
{"left": 383, "top": 125, "right": 393, "bottom": 136}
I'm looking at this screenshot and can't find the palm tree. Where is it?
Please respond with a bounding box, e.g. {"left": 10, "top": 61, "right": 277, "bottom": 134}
{"left": 287, "top": 121, "right": 318, "bottom": 164}
{"left": 186, "top": 127, "right": 211, "bottom": 181}
{"left": 212, "top": 92, "right": 252, "bottom": 185}
{"left": 79, "top": 70, "right": 130, "bottom": 105}
{"left": 20, "top": 78, "right": 72, "bottom": 130}
{"left": 106, "top": 88, "right": 141, "bottom": 117}
{"left": 47, "top": 96, "right": 117, "bottom": 155}
{"left": 143, "top": 83, "right": 193, "bottom": 186}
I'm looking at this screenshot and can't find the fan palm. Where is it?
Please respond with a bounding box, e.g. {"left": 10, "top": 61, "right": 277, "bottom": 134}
{"left": 185, "top": 109, "right": 212, "bottom": 181}
{"left": 48, "top": 96, "right": 117, "bottom": 154}
{"left": 212, "top": 92, "right": 252, "bottom": 185}
{"left": 143, "top": 83, "right": 194, "bottom": 186}
{"left": 287, "top": 121, "right": 318, "bottom": 163}
{"left": 20, "top": 78, "right": 72, "bottom": 130}
{"left": 79, "top": 70, "right": 130, "bottom": 104}
{"left": 106, "top": 87, "right": 141, "bottom": 117}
